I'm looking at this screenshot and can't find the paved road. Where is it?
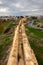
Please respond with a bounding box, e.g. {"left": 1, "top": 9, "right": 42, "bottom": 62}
{"left": 27, "top": 20, "right": 43, "bottom": 30}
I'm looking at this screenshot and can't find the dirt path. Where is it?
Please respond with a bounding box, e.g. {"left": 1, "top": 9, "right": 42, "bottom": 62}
{"left": 18, "top": 25, "right": 24, "bottom": 65}
{"left": 7, "top": 19, "right": 38, "bottom": 65}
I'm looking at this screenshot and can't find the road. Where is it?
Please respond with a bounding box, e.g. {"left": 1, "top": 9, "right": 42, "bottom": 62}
{"left": 27, "top": 20, "right": 43, "bottom": 30}
{"left": 7, "top": 19, "right": 38, "bottom": 65}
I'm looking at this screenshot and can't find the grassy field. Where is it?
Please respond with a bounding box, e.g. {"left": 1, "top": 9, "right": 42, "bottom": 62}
{"left": 26, "top": 27, "right": 43, "bottom": 38}
{"left": 25, "top": 26, "right": 43, "bottom": 65}
{"left": 0, "top": 21, "right": 17, "bottom": 65}
{"left": 0, "top": 35, "right": 13, "bottom": 58}
{"left": 0, "top": 22, "right": 9, "bottom": 34}
{"left": 0, "top": 22, "right": 17, "bottom": 34}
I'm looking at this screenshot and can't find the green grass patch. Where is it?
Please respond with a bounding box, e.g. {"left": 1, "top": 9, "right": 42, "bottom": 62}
{"left": 7, "top": 23, "right": 17, "bottom": 28}
{"left": 0, "top": 35, "right": 13, "bottom": 59}
{"left": 0, "top": 22, "right": 17, "bottom": 34}
{"left": 26, "top": 26, "right": 43, "bottom": 38}
{"left": 0, "top": 35, "right": 12, "bottom": 50}
{"left": 0, "top": 22, "right": 10, "bottom": 34}
{"left": 29, "top": 40, "right": 43, "bottom": 65}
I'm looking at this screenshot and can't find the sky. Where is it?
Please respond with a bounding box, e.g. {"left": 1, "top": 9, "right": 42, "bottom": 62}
{"left": 0, "top": 0, "right": 43, "bottom": 16}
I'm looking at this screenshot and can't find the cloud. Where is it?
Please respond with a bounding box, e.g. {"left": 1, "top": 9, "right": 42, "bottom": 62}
{"left": 0, "top": 7, "right": 9, "bottom": 12}
{"left": 0, "top": 0, "right": 43, "bottom": 16}
{"left": 0, "top": 1, "right": 2, "bottom": 4}
{"left": 12, "top": 3, "right": 24, "bottom": 8}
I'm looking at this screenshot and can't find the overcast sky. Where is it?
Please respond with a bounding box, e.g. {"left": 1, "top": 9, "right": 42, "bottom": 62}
{"left": 0, "top": 0, "right": 43, "bottom": 16}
